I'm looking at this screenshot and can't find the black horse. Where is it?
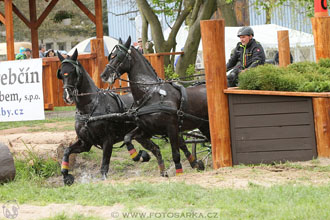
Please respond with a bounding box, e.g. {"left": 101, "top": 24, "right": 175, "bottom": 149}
{"left": 101, "top": 37, "right": 209, "bottom": 175}
{"left": 57, "top": 49, "right": 167, "bottom": 185}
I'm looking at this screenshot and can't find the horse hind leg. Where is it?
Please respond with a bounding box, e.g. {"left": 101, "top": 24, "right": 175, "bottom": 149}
{"left": 124, "top": 127, "right": 151, "bottom": 162}
{"left": 136, "top": 137, "right": 168, "bottom": 177}
{"left": 179, "top": 136, "right": 205, "bottom": 171}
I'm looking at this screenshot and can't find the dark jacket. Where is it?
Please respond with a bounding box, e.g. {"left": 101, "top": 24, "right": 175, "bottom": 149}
{"left": 226, "top": 38, "right": 265, "bottom": 71}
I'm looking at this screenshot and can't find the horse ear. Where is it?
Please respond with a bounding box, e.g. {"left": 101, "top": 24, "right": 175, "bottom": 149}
{"left": 57, "top": 51, "right": 65, "bottom": 62}
{"left": 118, "top": 38, "right": 123, "bottom": 44}
{"left": 71, "top": 48, "right": 78, "bottom": 61}
{"left": 124, "top": 36, "right": 131, "bottom": 49}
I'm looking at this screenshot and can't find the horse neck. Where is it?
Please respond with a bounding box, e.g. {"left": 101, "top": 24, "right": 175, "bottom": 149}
{"left": 128, "top": 50, "right": 159, "bottom": 101}
{"left": 75, "top": 69, "right": 99, "bottom": 112}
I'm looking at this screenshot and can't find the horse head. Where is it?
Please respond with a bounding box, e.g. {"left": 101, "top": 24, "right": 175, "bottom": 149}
{"left": 57, "top": 49, "right": 82, "bottom": 104}
{"left": 101, "top": 36, "right": 131, "bottom": 84}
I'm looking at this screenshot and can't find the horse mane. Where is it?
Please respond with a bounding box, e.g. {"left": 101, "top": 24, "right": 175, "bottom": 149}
{"left": 130, "top": 46, "right": 160, "bottom": 80}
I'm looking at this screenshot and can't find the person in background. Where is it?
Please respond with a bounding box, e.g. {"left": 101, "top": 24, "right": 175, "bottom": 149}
{"left": 274, "top": 51, "right": 293, "bottom": 65}
{"left": 136, "top": 38, "right": 143, "bottom": 54}
{"left": 174, "top": 47, "right": 184, "bottom": 67}
{"left": 226, "top": 26, "right": 266, "bottom": 87}
{"left": 45, "top": 49, "right": 56, "bottom": 57}
{"left": 25, "top": 48, "right": 32, "bottom": 59}
{"left": 15, "top": 47, "right": 26, "bottom": 60}
{"left": 39, "top": 45, "right": 46, "bottom": 58}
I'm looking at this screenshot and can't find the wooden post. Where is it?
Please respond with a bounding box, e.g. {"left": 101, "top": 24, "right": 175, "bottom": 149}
{"left": 311, "top": 0, "right": 330, "bottom": 61}
{"left": 5, "top": 0, "right": 15, "bottom": 60}
{"left": 29, "top": 0, "right": 39, "bottom": 58}
{"left": 313, "top": 97, "right": 330, "bottom": 157}
{"left": 200, "top": 19, "right": 232, "bottom": 168}
{"left": 94, "top": 0, "right": 103, "bottom": 39}
{"left": 311, "top": 17, "right": 330, "bottom": 61}
{"left": 91, "top": 39, "right": 104, "bottom": 88}
{"left": 277, "top": 30, "right": 291, "bottom": 67}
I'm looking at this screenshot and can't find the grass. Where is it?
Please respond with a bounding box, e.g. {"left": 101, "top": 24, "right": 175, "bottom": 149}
{"left": 0, "top": 180, "right": 329, "bottom": 219}
{"left": 40, "top": 213, "right": 104, "bottom": 220}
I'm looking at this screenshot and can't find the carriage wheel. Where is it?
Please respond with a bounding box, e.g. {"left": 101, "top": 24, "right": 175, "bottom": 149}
{"left": 191, "top": 142, "right": 212, "bottom": 170}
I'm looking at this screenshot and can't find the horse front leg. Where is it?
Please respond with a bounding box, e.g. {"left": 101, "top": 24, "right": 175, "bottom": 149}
{"left": 61, "top": 139, "right": 92, "bottom": 185}
{"left": 136, "top": 137, "right": 167, "bottom": 177}
{"left": 100, "top": 139, "right": 114, "bottom": 180}
{"left": 124, "top": 127, "right": 150, "bottom": 162}
{"left": 167, "top": 126, "right": 183, "bottom": 176}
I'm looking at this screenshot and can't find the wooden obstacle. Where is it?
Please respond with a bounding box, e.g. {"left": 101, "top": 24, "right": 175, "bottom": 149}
{"left": 200, "top": 19, "right": 330, "bottom": 168}
{"left": 0, "top": 143, "right": 16, "bottom": 183}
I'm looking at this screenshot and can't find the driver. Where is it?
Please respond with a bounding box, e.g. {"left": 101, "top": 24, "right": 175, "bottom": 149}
{"left": 226, "top": 26, "right": 265, "bottom": 87}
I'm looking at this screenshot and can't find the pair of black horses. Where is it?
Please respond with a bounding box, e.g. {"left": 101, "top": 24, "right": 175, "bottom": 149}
{"left": 57, "top": 36, "right": 209, "bottom": 185}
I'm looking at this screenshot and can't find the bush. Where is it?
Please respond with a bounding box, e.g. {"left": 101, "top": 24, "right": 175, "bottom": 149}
{"left": 238, "top": 59, "right": 330, "bottom": 92}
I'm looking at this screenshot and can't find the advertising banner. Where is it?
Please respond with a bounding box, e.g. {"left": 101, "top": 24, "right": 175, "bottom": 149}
{"left": 0, "top": 59, "right": 44, "bottom": 122}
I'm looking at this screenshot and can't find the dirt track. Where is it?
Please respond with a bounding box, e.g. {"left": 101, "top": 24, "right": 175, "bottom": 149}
{"left": 1, "top": 123, "right": 330, "bottom": 220}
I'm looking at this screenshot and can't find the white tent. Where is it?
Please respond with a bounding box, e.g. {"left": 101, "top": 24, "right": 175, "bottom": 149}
{"left": 68, "top": 36, "right": 118, "bottom": 56}
{"left": 164, "top": 24, "right": 315, "bottom": 68}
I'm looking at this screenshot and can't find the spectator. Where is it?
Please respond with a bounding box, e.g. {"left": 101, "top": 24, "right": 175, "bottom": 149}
{"left": 174, "top": 47, "right": 184, "bottom": 67}
{"left": 39, "top": 45, "right": 46, "bottom": 58}
{"left": 136, "top": 38, "right": 143, "bottom": 54}
{"left": 25, "top": 48, "right": 32, "bottom": 59}
{"left": 226, "top": 26, "right": 266, "bottom": 87}
{"left": 15, "top": 47, "right": 26, "bottom": 60}
{"left": 45, "top": 49, "right": 56, "bottom": 57}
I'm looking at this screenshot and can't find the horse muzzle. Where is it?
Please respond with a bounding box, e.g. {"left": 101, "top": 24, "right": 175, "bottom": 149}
{"left": 63, "top": 88, "right": 74, "bottom": 104}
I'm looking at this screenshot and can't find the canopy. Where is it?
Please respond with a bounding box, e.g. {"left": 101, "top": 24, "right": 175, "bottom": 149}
{"left": 0, "top": 42, "right": 31, "bottom": 55}
{"left": 68, "top": 36, "right": 118, "bottom": 56}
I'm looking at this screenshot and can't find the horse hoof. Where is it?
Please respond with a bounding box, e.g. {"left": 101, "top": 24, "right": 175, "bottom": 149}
{"left": 101, "top": 174, "right": 107, "bottom": 181}
{"left": 63, "top": 174, "right": 74, "bottom": 186}
{"left": 140, "top": 150, "right": 151, "bottom": 162}
{"left": 196, "top": 160, "right": 205, "bottom": 171}
{"left": 160, "top": 171, "right": 168, "bottom": 177}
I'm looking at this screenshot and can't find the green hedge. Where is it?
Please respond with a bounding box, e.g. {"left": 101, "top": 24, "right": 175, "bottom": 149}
{"left": 238, "top": 58, "right": 330, "bottom": 92}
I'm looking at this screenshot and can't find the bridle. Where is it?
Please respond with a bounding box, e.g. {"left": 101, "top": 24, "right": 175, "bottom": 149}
{"left": 57, "top": 58, "right": 84, "bottom": 98}
{"left": 104, "top": 43, "right": 131, "bottom": 82}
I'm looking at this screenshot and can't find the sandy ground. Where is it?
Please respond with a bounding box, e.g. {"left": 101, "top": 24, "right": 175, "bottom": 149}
{"left": 1, "top": 124, "right": 330, "bottom": 220}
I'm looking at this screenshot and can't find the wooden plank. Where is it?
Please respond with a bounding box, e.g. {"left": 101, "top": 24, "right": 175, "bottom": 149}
{"left": 234, "top": 113, "right": 312, "bottom": 128}
{"left": 224, "top": 89, "right": 330, "bottom": 97}
{"left": 277, "top": 30, "right": 291, "bottom": 67}
{"left": 29, "top": 0, "right": 39, "bottom": 58}
{"left": 233, "top": 100, "right": 311, "bottom": 116}
{"left": 236, "top": 138, "right": 315, "bottom": 153}
{"left": 5, "top": 0, "right": 15, "bottom": 60}
{"left": 0, "top": 12, "right": 6, "bottom": 25}
{"left": 235, "top": 125, "right": 314, "bottom": 140}
{"left": 201, "top": 19, "right": 232, "bottom": 168}
{"left": 313, "top": 97, "right": 330, "bottom": 157}
{"left": 230, "top": 94, "right": 307, "bottom": 104}
{"left": 235, "top": 150, "right": 316, "bottom": 165}
{"left": 12, "top": 3, "right": 31, "bottom": 28}
{"left": 72, "top": 0, "right": 96, "bottom": 24}
{"left": 144, "top": 52, "right": 184, "bottom": 57}
{"left": 36, "top": 0, "right": 59, "bottom": 28}
{"left": 311, "top": 17, "right": 330, "bottom": 61}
